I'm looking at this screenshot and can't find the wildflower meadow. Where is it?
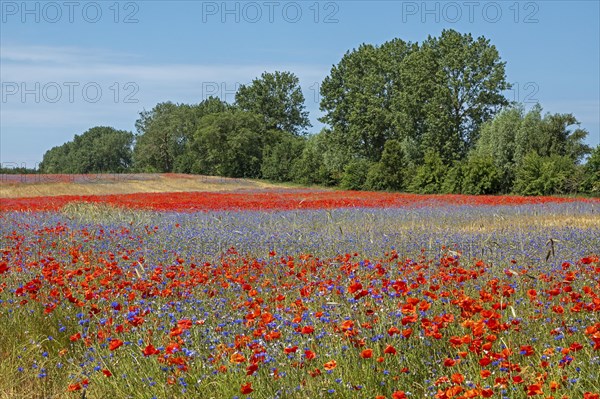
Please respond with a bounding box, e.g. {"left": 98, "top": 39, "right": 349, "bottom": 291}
{"left": 1, "top": 188, "right": 599, "bottom": 399}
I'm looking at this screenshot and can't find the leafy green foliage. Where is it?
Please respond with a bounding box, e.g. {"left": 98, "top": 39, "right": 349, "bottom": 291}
{"left": 460, "top": 156, "right": 502, "bottom": 195}
{"left": 292, "top": 131, "right": 338, "bottom": 185}
{"left": 133, "top": 102, "right": 189, "bottom": 172}
{"left": 473, "top": 106, "right": 523, "bottom": 191}
{"left": 364, "top": 139, "right": 408, "bottom": 191}
{"left": 261, "top": 132, "right": 306, "bottom": 182}
{"left": 407, "top": 150, "right": 446, "bottom": 194}
{"left": 134, "top": 98, "right": 229, "bottom": 172}
{"left": 320, "top": 40, "right": 414, "bottom": 161}
{"left": 364, "top": 162, "right": 388, "bottom": 191}
{"left": 581, "top": 145, "right": 600, "bottom": 194}
{"left": 320, "top": 30, "right": 509, "bottom": 164}
{"left": 441, "top": 162, "right": 464, "bottom": 194}
{"left": 340, "top": 159, "right": 371, "bottom": 190}
{"left": 189, "top": 111, "right": 266, "bottom": 178}
{"left": 416, "top": 30, "right": 510, "bottom": 162}
{"left": 0, "top": 165, "right": 38, "bottom": 174}
{"left": 236, "top": 71, "right": 310, "bottom": 135}
{"left": 35, "top": 32, "right": 596, "bottom": 197}
{"left": 39, "top": 126, "right": 133, "bottom": 173}
{"left": 514, "top": 152, "right": 581, "bottom": 196}
{"left": 475, "top": 104, "right": 592, "bottom": 194}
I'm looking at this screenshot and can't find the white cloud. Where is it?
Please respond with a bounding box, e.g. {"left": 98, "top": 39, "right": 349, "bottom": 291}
{"left": 1, "top": 44, "right": 327, "bottom": 83}
{"left": 1, "top": 44, "right": 135, "bottom": 65}
{"left": 1, "top": 44, "right": 328, "bottom": 128}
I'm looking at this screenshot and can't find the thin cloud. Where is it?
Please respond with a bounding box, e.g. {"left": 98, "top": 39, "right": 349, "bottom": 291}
{"left": 1, "top": 44, "right": 135, "bottom": 65}
{"left": 1, "top": 44, "right": 329, "bottom": 83}
{"left": 0, "top": 44, "right": 329, "bottom": 142}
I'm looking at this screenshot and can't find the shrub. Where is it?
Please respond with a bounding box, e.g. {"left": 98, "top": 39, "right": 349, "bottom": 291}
{"left": 364, "top": 162, "right": 388, "bottom": 191}
{"left": 581, "top": 145, "right": 600, "bottom": 194}
{"left": 441, "top": 162, "right": 464, "bottom": 194}
{"left": 514, "top": 152, "right": 580, "bottom": 195}
{"left": 340, "top": 159, "right": 371, "bottom": 190}
{"left": 363, "top": 140, "right": 409, "bottom": 191}
{"left": 461, "top": 156, "right": 502, "bottom": 195}
{"left": 408, "top": 150, "right": 446, "bottom": 194}
{"left": 261, "top": 132, "right": 305, "bottom": 182}
{"left": 291, "top": 135, "right": 331, "bottom": 185}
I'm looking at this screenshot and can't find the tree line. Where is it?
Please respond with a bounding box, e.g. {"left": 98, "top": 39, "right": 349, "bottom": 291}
{"left": 38, "top": 29, "right": 599, "bottom": 195}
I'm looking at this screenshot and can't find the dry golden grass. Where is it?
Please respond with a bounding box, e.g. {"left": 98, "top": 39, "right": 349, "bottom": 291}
{"left": 452, "top": 213, "right": 600, "bottom": 233}
{"left": 0, "top": 174, "right": 288, "bottom": 198}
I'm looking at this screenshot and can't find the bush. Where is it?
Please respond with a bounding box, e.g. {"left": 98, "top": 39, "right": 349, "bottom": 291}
{"left": 363, "top": 140, "right": 409, "bottom": 191}
{"left": 441, "top": 162, "right": 464, "bottom": 194}
{"left": 261, "top": 132, "right": 305, "bottom": 182}
{"left": 581, "top": 145, "right": 600, "bottom": 194}
{"left": 364, "top": 162, "right": 388, "bottom": 191}
{"left": 173, "top": 151, "right": 196, "bottom": 174}
{"left": 461, "top": 156, "right": 502, "bottom": 195}
{"left": 408, "top": 150, "right": 446, "bottom": 194}
{"left": 514, "top": 152, "right": 580, "bottom": 195}
{"left": 340, "top": 159, "right": 371, "bottom": 190}
{"left": 291, "top": 133, "right": 332, "bottom": 186}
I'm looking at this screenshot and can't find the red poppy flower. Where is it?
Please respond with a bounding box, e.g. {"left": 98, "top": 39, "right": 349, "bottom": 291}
{"left": 230, "top": 353, "right": 246, "bottom": 363}
{"left": 526, "top": 384, "right": 543, "bottom": 396}
{"left": 240, "top": 382, "right": 253, "bottom": 394}
{"left": 108, "top": 339, "right": 123, "bottom": 351}
{"left": 169, "top": 327, "right": 183, "bottom": 337}
{"left": 69, "top": 332, "right": 81, "bottom": 342}
{"left": 443, "top": 358, "right": 457, "bottom": 367}
{"left": 512, "top": 375, "right": 524, "bottom": 384}
{"left": 177, "top": 319, "right": 192, "bottom": 330}
{"left": 143, "top": 344, "right": 160, "bottom": 356}
{"left": 388, "top": 326, "right": 400, "bottom": 336}
{"left": 323, "top": 360, "right": 337, "bottom": 370}
{"left": 0, "top": 262, "right": 9, "bottom": 274}
{"left": 348, "top": 282, "right": 362, "bottom": 293}
{"left": 520, "top": 345, "right": 534, "bottom": 356}
{"left": 67, "top": 383, "right": 82, "bottom": 392}
{"left": 246, "top": 363, "right": 258, "bottom": 375}
{"left": 301, "top": 326, "right": 314, "bottom": 334}
{"left": 552, "top": 305, "right": 564, "bottom": 314}
{"left": 451, "top": 373, "right": 464, "bottom": 384}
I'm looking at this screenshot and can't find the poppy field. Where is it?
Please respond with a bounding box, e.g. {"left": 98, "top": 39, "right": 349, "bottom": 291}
{"left": 1, "top": 190, "right": 599, "bottom": 399}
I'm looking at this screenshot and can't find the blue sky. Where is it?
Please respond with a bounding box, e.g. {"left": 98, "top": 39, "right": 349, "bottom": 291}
{"left": 1, "top": 0, "right": 599, "bottom": 166}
